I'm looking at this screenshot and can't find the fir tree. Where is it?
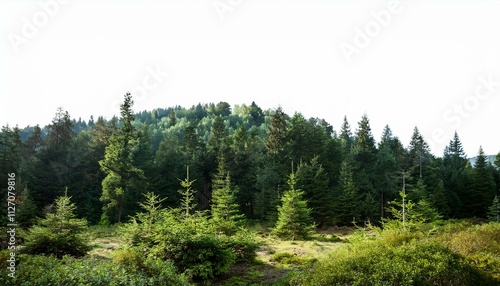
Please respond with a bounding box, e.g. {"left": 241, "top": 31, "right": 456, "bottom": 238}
{"left": 339, "top": 116, "right": 353, "bottom": 156}
{"left": 473, "top": 146, "right": 496, "bottom": 218}
{"left": 210, "top": 160, "right": 244, "bottom": 235}
{"left": 272, "top": 170, "right": 314, "bottom": 240}
{"left": 487, "top": 195, "right": 500, "bottom": 222}
{"left": 22, "top": 191, "right": 90, "bottom": 258}
{"left": 99, "top": 93, "right": 145, "bottom": 223}
{"left": 296, "top": 156, "right": 331, "bottom": 226}
{"left": 179, "top": 166, "right": 197, "bottom": 220}
{"left": 334, "top": 160, "right": 362, "bottom": 225}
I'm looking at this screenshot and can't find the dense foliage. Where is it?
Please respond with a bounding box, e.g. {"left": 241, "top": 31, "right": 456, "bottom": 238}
{"left": 2, "top": 95, "right": 499, "bottom": 230}
{"left": 288, "top": 222, "right": 500, "bottom": 286}
{"left": 21, "top": 193, "right": 91, "bottom": 258}
{"left": 0, "top": 253, "right": 190, "bottom": 286}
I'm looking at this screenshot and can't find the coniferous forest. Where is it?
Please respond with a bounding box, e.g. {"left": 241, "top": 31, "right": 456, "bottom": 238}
{"left": 1, "top": 93, "right": 500, "bottom": 285}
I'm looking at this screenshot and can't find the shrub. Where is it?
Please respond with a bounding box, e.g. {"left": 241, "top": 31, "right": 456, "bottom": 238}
{"left": 154, "top": 230, "right": 234, "bottom": 283}
{"left": 21, "top": 195, "right": 91, "bottom": 258}
{"left": 438, "top": 223, "right": 500, "bottom": 279}
{"left": 290, "top": 239, "right": 498, "bottom": 286}
{"left": 0, "top": 254, "right": 190, "bottom": 286}
{"left": 272, "top": 172, "right": 314, "bottom": 240}
{"left": 220, "top": 229, "right": 261, "bottom": 263}
{"left": 271, "top": 252, "right": 311, "bottom": 265}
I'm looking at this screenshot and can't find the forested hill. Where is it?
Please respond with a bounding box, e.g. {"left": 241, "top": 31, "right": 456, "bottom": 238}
{"left": 1, "top": 95, "right": 499, "bottom": 227}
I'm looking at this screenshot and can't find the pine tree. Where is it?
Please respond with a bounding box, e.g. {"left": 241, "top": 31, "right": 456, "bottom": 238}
{"left": 472, "top": 146, "right": 496, "bottom": 218}
{"left": 210, "top": 160, "right": 244, "bottom": 235}
{"left": 272, "top": 170, "right": 314, "bottom": 240}
{"left": 487, "top": 195, "right": 500, "bottom": 222}
{"left": 22, "top": 191, "right": 90, "bottom": 258}
{"left": 334, "top": 160, "right": 362, "bottom": 225}
{"left": 16, "top": 188, "right": 38, "bottom": 228}
{"left": 99, "top": 93, "right": 145, "bottom": 223}
{"left": 441, "top": 131, "right": 470, "bottom": 218}
{"left": 179, "top": 166, "right": 197, "bottom": 220}
{"left": 374, "top": 141, "right": 399, "bottom": 219}
{"left": 265, "top": 107, "right": 287, "bottom": 156}
{"left": 296, "top": 157, "right": 331, "bottom": 226}
{"left": 351, "top": 114, "right": 378, "bottom": 221}
{"left": 339, "top": 116, "right": 353, "bottom": 156}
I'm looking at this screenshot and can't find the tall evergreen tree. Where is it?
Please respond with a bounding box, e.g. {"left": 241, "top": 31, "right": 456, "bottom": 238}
{"left": 334, "top": 160, "right": 362, "bottom": 225}
{"left": 272, "top": 170, "right": 314, "bottom": 240}
{"left": 441, "top": 132, "right": 471, "bottom": 217}
{"left": 99, "top": 93, "right": 145, "bottom": 223}
{"left": 296, "top": 157, "right": 332, "bottom": 226}
{"left": 210, "top": 160, "right": 243, "bottom": 235}
{"left": 487, "top": 195, "right": 500, "bottom": 222}
{"left": 339, "top": 116, "right": 353, "bottom": 156}
{"left": 375, "top": 135, "right": 399, "bottom": 219}
{"left": 351, "top": 114, "right": 378, "bottom": 221}
{"left": 265, "top": 107, "right": 288, "bottom": 156}
{"left": 26, "top": 108, "right": 75, "bottom": 210}
{"left": 472, "top": 146, "right": 496, "bottom": 218}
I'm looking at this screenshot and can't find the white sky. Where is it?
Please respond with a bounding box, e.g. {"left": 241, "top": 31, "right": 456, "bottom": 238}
{"left": 1, "top": 0, "right": 499, "bottom": 157}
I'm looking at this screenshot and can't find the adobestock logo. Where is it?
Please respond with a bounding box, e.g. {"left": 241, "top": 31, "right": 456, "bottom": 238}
{"left": 339, "top": 1, "right": 402, "bottom": 63}
{"left": 7, "top": 0, "right": 69, "bottom": 54}
{"left": 430, "top": 73, "right": 499, "bottom": 150}
{"left": 110, "top": 64, "right": 169, "bottom": 112}
{"left": 213, "top": 0, "right": 242, "bottom": 21}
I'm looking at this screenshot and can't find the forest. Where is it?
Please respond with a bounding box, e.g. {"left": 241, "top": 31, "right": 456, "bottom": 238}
{"left": 1, "top": 93, "right": 500, "bottom": 285}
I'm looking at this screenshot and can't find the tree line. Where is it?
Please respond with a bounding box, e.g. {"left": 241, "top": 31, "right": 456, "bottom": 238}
{"left": 1, "top": 93, "right": 499, "bottom": 227}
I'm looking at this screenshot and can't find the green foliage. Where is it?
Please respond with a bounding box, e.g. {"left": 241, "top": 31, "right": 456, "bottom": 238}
{"left": 219, "top": 229, "right": 261, "bottom": 263}
{"left": 119, "top": 181, "right": 259, "bottom": 284}
{"left": 296, "top": 157, "right": 332, "bottom": 226}
{"left": 291, "top": 238, "right": 497, "bottom": 286}
{"left": 15, "top": 188, "right": 38, "bottom": 228}
{"left": 178, "top": 166, "right": 197, "bottom": 219}
{"left": 272, "top": 171, "right": 314, "bottom": 240}
{"left": 211, "top": 161, "right": 244, "bottom": 235}
{"left": 100, "top": 93, "right": 145, "bottom": 223}
{"left": 271, "top": 252, "right": 311, "bottom": 265}
{"left": 0, "top": 254, "right": 190, "bottom": 286}
{"left": 334, "top": 160, "right": 361, "bottom": 225}
{"left": 438, "top": 223, "right": 500, "bottom": 279}
{"left": 488, "top": 195, "right": 500, "bottom": 222}
{"left": 21, "top": 193, "right": 91, "bottom": 258}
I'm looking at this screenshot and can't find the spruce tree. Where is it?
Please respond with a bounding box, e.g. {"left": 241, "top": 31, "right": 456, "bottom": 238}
{"left": 272, "top": 170, "right": 314, "bottom": 240}
{"left": 179, "top": 166, "right": 197, "bottom": 220}
{"left": 339, "top": 115, "right": 353, "bottom": 156}
{"left": 22, "top": 191, "right": 90, "bottom": 258}
{"left": 334, "top": 160, "right": 362, "bottom": 225}
{"left": 99, "top": 93, "right": 145, "bottom": 223}
{"left": 487, "top": 195, "right": 500, "bottom": 222}
{"left": 473, "top": 147, "right": 496, "bottom": 218}
{"left": 296, "top": 157, "right": 331, "bottom": 226}
{"left": 210, "top": 159, "right": 244, "bottom": 235}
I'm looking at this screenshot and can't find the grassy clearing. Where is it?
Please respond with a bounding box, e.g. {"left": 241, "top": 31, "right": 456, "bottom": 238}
{"left": 214, "top": 227, "right": 351, "bottom": 285}
{"left": 87, "top": 224, "right": 124, "bottom": 259}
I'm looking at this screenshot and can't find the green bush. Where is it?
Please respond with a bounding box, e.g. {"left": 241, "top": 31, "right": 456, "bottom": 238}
{"left": 438, "top": 222, "right": 500, "bottom": 279}
{"left": 271, "top": 252, "right": 311, "bottom": 265}
{"left": 220, "top": 229, "right": 261, "bottom": 263}
{"left": 0, "top": 254, "right": 190, "bottom": 286}
{"left": 21, "top": 195, "right": 91, "bottom": 258}
{"left": 290, "top": 240, "right": 498, "bottom": 286}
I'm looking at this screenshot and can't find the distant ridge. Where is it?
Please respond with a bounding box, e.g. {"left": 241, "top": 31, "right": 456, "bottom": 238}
{"left": 468, "top": 155, "right": 497, "bottom": 167}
